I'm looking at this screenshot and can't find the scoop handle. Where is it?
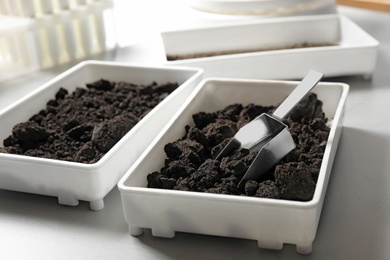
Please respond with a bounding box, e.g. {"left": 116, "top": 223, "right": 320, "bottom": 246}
{"left": 272, "top": 70, "right": 324, "bottom": 120}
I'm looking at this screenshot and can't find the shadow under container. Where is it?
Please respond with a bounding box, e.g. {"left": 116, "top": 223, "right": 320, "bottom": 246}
{"left": 0, "top": 60, "right": 203, "bottom": 210}
{"left": 118, "top": 78, "right": 349, "bottom": 254}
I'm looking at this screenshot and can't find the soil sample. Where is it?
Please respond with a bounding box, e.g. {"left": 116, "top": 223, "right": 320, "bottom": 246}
{"left": 0, "top": 79, "right": 178, "bottom": 164}
{"left": 147, "top": 93, "right": 330, "bottom": 201}
{"left": 167, "top": 42, "right": 336, "bottom": 61}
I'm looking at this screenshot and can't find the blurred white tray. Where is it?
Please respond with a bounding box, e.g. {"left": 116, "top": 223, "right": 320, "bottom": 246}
{"left": 0, "top": 60, "right": 203, "bottom": 210}
{"left": 161, "top": 14, "right": 379, "bottom": 79}
{"left": 188, "top": 0, "right": 335, "bottom": 16}
{"left": 119, "top": 78, "right": 349, "bottom": 254}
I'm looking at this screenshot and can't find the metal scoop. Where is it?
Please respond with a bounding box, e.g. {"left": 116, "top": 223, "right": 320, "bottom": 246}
{"left": 215, "top": 70, "right": 324, "bottom": 187}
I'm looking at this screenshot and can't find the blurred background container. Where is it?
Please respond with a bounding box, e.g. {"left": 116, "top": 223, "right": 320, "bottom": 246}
{"left": 0, "top": 0, "right": 116, "bottom": 82}
{"left": 188, "top": 0, "right": 337, "bottom": 16}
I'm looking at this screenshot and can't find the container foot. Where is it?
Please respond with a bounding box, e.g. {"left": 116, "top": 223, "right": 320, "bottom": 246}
{"left": 90, "top": 199, "right": 104, "bottom": 211}
{"left": 296, "top": 243, "right": 313, "bottom": 255}
{"left": 58, "top": 195, "right": 79, "bottom": 207}
{"left": 257, "top": 239, "right": 283, "bottom": 250}
{"left": 129, "top": 226, "right": 143, "bottom": 236}
{"left": 362, "top": 73, "right": 372, "bottom": 80}
{"left": 151, "top": 227, "right": 175, "bottom": 238}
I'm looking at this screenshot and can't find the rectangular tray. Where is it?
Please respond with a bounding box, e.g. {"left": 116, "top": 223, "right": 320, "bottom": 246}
{"left": 161, "top": 14, "right": 378, "bottom": 79}
{"left": 0, "top": 60, "right": 203, "bottom": 210}
{"left": 118, "top": 78, "right": 349, "bottom": 254}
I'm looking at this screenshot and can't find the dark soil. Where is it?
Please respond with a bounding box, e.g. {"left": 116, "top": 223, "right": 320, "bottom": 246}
{"left": 167, "top": 42, "right": 336, "bottom": 61}
{"left": 147, "top": 93, "right": 330, "bottom": 201}
{"left": 0, "top": 79, "right": 178, "bottom": 164}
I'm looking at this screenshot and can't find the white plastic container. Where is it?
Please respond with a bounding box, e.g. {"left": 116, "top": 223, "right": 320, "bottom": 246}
{"left": 118, "top": 78, "right": 349, "bottom": 254}
{"left": 0, "top": 60, "right": 203, "bottom": 210}
{"left": 161, "top": 14, "right": 378, "bottom": 79}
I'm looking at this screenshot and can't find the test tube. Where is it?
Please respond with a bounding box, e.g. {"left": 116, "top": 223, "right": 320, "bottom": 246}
{"left": 42, "top": 0, "right": 61, "bottom": 66}
{"left": 17, "top": 0, "right": 35, "bottom": 17}
{"left": 0, "top": 37, "right": 11, "bottom": 69}
{"left": 57, "top": 0, "right": 70, "bottom": 10}
{"left": 29, "top": 0, "right": 54, "bottom": 68}
{"left": 55, "top": 22, "right": 71, "bottom": 64}
{"left": 4, "top": 0, "right": 22, "bottom": 16}
{"left": 75, "top": 0, "right": 87, "bottom": 6}
{"left": 32, "top": 0, "right": 43, "bottom": 17}
{"left": 92, "top": 10, "right": 107, "bottom": 53}
{"left": 73, "top": 12, "right": 91, "bottom": 57}
{"left": 0, "top": 1, "right": 8, "bottom": 15}
{"left": 0, "top": 37, "right": 7, "bottom": 75}
{"left": 0, "top": 3, "right": 35, "bottom": 71}
{"left": 57, "top": 0, "right": 78, "bottom": 62}
{"left": 40, "top": 0, "right": 54, "bottom": 15}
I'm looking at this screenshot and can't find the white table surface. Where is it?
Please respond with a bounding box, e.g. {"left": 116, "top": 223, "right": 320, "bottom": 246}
{"left": 1, "top": 1, "right": 390, "bottom": 259}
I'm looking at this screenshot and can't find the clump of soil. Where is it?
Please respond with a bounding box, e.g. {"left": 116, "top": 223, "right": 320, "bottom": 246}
{"left": 147, "top": 93, "right": 330, "bottom": 201}
{"left": 0, "top": 79, "right": 178, "bottom": 164}
{"left": 167, "top": 42, "right": 336, "bottom": 61}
